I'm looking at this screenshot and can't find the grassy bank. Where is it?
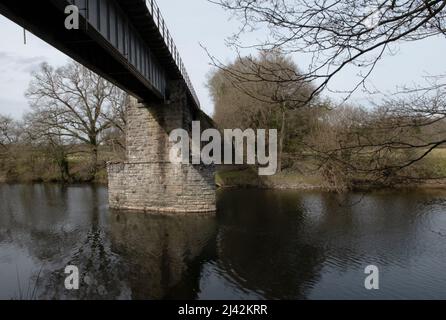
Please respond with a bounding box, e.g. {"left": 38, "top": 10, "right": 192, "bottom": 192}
{"left": 0, "top": 147, "right": 120, "bottom": 185}
{"left": 215, "top": 148, "right": 446, "bottom": 191}
{"left": 216, "top": 166, "right": 446, "bottom": 191}
{"left": 3, "top": 148, "right": 446, "bottom": 191}
{"left": 0, "top": 165, "right": 109, "bottom": 185}
{"left": 216, "top": 166, "right": 325, "bottom": 190}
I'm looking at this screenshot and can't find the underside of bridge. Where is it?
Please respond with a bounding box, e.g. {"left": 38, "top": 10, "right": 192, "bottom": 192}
{"left": 0, "top": 0, "right": 216, "bottom": 213}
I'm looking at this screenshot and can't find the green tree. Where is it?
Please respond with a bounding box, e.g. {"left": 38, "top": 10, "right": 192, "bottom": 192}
{"left": 208, "top": 50, "right": 321, "bottom": 171}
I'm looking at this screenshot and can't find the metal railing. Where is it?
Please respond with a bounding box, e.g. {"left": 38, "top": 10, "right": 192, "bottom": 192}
{"left": 145, "top": 0, "right": 200, "bottom": 108}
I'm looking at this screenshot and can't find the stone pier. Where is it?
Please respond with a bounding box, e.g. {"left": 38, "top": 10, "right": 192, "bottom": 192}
{"left": 107, "top": 81, "right": 216, "bottom": 213}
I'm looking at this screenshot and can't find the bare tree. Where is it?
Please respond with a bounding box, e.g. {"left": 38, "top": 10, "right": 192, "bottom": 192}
{"left": 0, "top": 115, "right": 22, "bottom": 180}
{"left": 0, "top": 115, "right": 18, "bottom": 149}
{"left": 304, "top": 93, "right": 446, "bottom": 190}
{"left": 101, "top": 92, "right": 127, "bottom": 153}
{"left": 22, "top": 111, "right": 76, "bottom": 182}
{"left": 25, "top": 61, "right": 126, "bottom": 180}
{"left": 210, "top": 0, "right": 446, "bottom": 103}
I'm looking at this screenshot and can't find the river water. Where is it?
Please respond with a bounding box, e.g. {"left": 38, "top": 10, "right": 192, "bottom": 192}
{"left": 1, "top": 184, "right": 446, "bottom": 299}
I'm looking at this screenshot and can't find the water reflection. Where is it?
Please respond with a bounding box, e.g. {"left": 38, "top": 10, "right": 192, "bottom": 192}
{"left": 213, "top": 190, "right": 325, "bottom": 299}
{"left": 207, "top": 189, "right": 446, "bottom": 299}
{"left": 0, "top": 184, "right": 217, "bottom": 299}
{"left": 1, "top": 184, "right": 446, "bottom": 299}
{"left": 110, "top": 210, "right": 217, "bottom": 299}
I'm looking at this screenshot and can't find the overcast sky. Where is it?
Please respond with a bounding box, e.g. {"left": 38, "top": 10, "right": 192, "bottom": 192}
{"left": 1, "top": 0, "right": 446, "bottom": 119}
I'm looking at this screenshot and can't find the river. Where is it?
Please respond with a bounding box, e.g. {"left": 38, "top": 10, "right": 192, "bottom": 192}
{"left": 0, "top": 183, "right": 446, "bottom": 299}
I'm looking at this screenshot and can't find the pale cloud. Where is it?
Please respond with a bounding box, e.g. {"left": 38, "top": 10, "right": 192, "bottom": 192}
{"left": 0, "top": 97, "right": 28, "bottom": 119}
{"left": 0, "top": 14, "right": 69, "bottom": 119}
{"left": 0, "top": 51, "right": 47, "bottom": 73}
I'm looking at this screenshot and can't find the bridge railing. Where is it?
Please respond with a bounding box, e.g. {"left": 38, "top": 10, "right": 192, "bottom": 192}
{"left": 145, "top": 0, "right": 201, "bottom": 108}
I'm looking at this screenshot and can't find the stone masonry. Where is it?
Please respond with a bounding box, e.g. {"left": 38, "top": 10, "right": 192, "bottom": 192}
{"left": 107, "top": 81, "right": 216, "bottom": 213}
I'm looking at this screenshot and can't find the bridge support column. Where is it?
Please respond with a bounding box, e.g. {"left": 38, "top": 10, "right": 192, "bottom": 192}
{"left": 107, "top": 81, "right": 216, "bottom": 214}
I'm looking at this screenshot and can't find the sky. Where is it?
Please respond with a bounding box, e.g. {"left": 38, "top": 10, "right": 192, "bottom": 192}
{"left": 1, "top": 0, "right": 446, "bottom": 119}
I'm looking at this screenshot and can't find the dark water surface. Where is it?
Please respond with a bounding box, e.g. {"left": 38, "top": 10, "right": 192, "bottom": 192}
{"left": 1, "top": 184, "right": 446, "bottom": 299}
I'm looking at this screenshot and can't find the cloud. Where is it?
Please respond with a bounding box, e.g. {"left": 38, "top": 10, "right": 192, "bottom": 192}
{"left": 0, "top": 51, "right": 46, "bottom": 73}
{"left": 0, "top": 52, "right": 47, "bottom": 118}
{"left": 0, "top": 96, "right": 29, "bottom": 119}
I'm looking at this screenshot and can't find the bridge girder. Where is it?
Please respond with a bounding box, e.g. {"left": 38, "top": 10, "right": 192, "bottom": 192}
{"left": 0, "top": 0, "right": 200, "bottom": 108}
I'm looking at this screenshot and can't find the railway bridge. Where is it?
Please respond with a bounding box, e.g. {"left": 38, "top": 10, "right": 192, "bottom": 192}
{"left": 0, "top": 0, "right": 216, "bottom": 213}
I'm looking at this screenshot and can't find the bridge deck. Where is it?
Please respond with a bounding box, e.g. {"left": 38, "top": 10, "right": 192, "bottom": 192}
{"left": 0, "top": 0, "right": 200, "bottom": 108}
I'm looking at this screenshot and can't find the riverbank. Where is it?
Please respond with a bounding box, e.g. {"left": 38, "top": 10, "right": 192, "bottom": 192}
{"left": 3, "top": 156, "right": 446, "bottom": 192}
{"left": 215, "top": 149, "right": 446, "bottom": 191}
{"left": 4, "top": 166, "right": 446, "bottom": 191}
{"left": 215, "top": 166, "right": 446, "bottom": 191}
{"left": 216, "top": 166, "right": 325, "bottom": 190}
{"left": 0, "top": 166, "right": 109, "bottom": 185}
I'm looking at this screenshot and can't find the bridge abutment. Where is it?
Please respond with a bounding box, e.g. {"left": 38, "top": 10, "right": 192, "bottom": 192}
{"left": 107, "top": 81, "right": 216, "bottom": 214}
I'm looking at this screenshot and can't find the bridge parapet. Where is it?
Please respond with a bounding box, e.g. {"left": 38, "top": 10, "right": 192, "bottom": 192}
{"left": 144, "top": 0, "right": 200, "bottom": 108}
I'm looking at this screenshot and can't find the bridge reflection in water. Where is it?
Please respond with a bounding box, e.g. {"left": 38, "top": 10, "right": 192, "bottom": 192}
{"left": 110, "top": 210, "right": 217, "bottom": 299}
{"left": 0, "top": 184, "right": 218, "bottom": 299}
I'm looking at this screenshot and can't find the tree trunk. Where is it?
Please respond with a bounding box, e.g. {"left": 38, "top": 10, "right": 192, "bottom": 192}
{"left": 89, "top": 144, "right": 98, "bottom": 181}
{"left": 278, "top": 108, "right": 286, "bottom": 173}
{"left": 57, "top": 156, "right": 70, "bottom": 183}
